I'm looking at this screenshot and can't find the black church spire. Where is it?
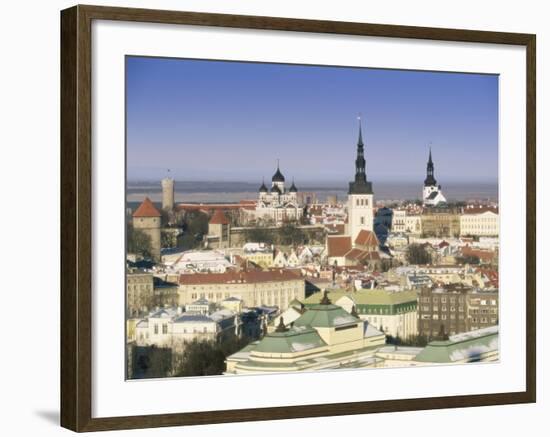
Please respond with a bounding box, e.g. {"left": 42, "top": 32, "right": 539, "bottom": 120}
{"left": 348, "top": 116, "right": 373, "bottom": 195}
{"left": 424, "top": 147, "right": 437, "bottom": 187}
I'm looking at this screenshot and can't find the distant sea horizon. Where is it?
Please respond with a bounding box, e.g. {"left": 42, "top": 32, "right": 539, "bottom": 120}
{"left": 126, "top": 180, "right": 498, "bottom": 204}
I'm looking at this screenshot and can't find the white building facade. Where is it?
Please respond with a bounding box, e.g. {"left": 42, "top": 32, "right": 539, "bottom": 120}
{"left": 460, "top": 208, "right": 499, "bottom": 236}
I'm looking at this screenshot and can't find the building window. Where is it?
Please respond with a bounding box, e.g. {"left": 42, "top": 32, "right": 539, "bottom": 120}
{"left": 162, "top": 324, "right": 168, "bottom": 334}
{"left": 154, "top": 324, "right": 158, "bottom": 334}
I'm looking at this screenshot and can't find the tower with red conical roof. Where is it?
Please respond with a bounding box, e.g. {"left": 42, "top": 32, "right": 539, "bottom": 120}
{"left": 132, "top": 197, "right": 162, "bottom": 261}
{"left": 208, "top": 209, "right": 231, "bottom": 248}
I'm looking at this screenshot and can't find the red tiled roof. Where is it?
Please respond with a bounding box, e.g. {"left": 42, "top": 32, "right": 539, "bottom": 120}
{"left": 176, "top": 203, "right": 242, "bottom": 211}
{"left": 209, "top": 209, "right": 230, "bottom": 225}
{"left": 345, "top": 248, "right": 380, "bottom": 262}
{"left": 461, "top": 246, "right": 496, "bottom": 262}
{"left": 179, "top": 269, "right": 301, "bottom": 285}
{"left": 354, "top": 230, "right": 379, "bottom": 248}
{"left": 463, "top": 207, "right": 499, "bottom": 215}
{"left": 327, "top": 236, "right": 352, "bottom": 257}
{"left": 133, "top": 197, "right": 161, "bottom": 218}
{"left": 475, "top": 267, "right": 499, "bottom": 287}
{"left": 176, "top": 202, "right": 256, "bottom": 213}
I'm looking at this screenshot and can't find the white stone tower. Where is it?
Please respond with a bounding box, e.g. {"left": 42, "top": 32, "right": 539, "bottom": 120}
{"left": 347, "top": 117, "right": 374, "bottom": 241}
{"left": 161, "top": 177, "right": 174, "bottom": 211}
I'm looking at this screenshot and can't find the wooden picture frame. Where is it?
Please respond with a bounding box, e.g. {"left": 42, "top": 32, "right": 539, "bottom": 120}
{"left": 60, "top": 4, "right": 536, "bottom": 432}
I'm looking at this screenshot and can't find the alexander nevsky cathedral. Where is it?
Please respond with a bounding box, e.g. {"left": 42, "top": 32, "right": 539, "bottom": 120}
{"left": 246, "top": 161, "right": 303, "bottom": 225}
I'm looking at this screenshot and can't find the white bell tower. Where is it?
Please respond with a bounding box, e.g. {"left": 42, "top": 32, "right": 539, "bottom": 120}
{"left": 347, "top": 117, "right": 374, "bottom": 241}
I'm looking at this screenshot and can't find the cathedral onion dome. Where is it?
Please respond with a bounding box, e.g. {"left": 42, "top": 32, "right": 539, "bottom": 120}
{"left": 289, "top": 180, "right": 298, "bottom": 192}
{"left": 259, "top": 181, "right": 268, "bottom": 192}
{"left": 272, "top": 163, "right": 285, "bottom": 182}
{"left": 271, "top": 184, "right": 281, "bottom": 194}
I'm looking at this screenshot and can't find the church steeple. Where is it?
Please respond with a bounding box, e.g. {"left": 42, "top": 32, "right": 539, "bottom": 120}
{"left": 348, "top": 116, "right": 373, "bottom": 195}
{"left": 424, "top": 147, "right": 437, "bottom": 187}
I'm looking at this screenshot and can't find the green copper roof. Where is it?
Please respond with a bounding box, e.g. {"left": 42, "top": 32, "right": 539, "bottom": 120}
{"left": 293, "top": 304, "right": 361, "bottom": 328}
{"left": 414, "top": 327, "right": 499, "bottom": 363}
{"left": 304, "top": 289, "right": 418, "bottom": 306}
{"left": 253, "top": 326, "right": 327, "bottom": 354}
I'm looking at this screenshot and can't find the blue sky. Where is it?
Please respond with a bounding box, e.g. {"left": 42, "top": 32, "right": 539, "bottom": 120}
{"left": 126, "top": 56, "right": 498, "bottom": 184}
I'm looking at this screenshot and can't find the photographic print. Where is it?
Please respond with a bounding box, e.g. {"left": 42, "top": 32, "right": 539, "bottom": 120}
{"left": 125, "top": 56, "right": 499, "bottom": 380}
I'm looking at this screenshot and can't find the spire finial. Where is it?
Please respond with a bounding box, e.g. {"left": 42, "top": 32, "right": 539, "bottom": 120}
{"left": 277, "top": 158, "right": 280, "bottom": 169}
{"left": 320, "top": 289, "right": 332, "bottom": 305}
{"left": 275, "top": 316, "right": 288, "bottom": 332}
{"left": 428, "top": 143, "right": 433, "bottom": 163}
{"left": 357, "top": 114, "right": 363, "bottom": 146}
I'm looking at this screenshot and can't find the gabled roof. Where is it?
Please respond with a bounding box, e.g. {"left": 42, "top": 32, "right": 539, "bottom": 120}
{"left": 327, "top": 236, "right": 352, "bottom": 257}
{"left": 133, "top": 197, "right": 161, "bottom": 218}
{"left": 354, "top": 229, "right": 379, "bottom": 247}
{"left": 209, "top": 209, "right": 230, "bottom": 225}
{"left": 345, "top": 248, "right": 380, "bottom": 262}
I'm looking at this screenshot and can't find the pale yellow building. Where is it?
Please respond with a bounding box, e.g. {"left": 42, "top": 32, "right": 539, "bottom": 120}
{"left": 460, "top": 208, "right": 499, "bottom": 237}
{"left": 178, "top": 269, "right": 305, "bottom": 310}
{"left": 126, "top": 271, "right": 154, "bottom": 317}
{"left": 242, "top": 242, "right": 274, "bottom": 268}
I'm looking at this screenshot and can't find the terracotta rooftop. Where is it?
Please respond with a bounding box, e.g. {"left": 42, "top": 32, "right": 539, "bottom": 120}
{"left": 209, "top": 209, "right": 230, "bottom": 225}
{"left": 463, "top": 207, "right": 499, "bottom": 215}
{"left": 179, "top": 269, "right": 302, "bottom": 285}
{"left": 132, "top": 197, "right": 161, "bottom": 218}
{"left": 354, "top": 229, "right": 379, "bottom": 248}
{"left": 461, "top": 246, "right": 496, "bottom": 262}
{"left": 327, "top": 236, "right": 352, "bottom": 257}
{"left": 344, "top": 248, "right": 380, "bottom": 262}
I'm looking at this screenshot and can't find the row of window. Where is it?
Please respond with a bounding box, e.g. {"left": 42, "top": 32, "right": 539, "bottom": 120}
{"left": 421, "top": 314, "right": 465, "bottom": 320}
{"left": 421, "top": 296, "right": 465, "bottom": 304}
{"left": 425, "top": 305, "right": 465, "bottom": 312}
